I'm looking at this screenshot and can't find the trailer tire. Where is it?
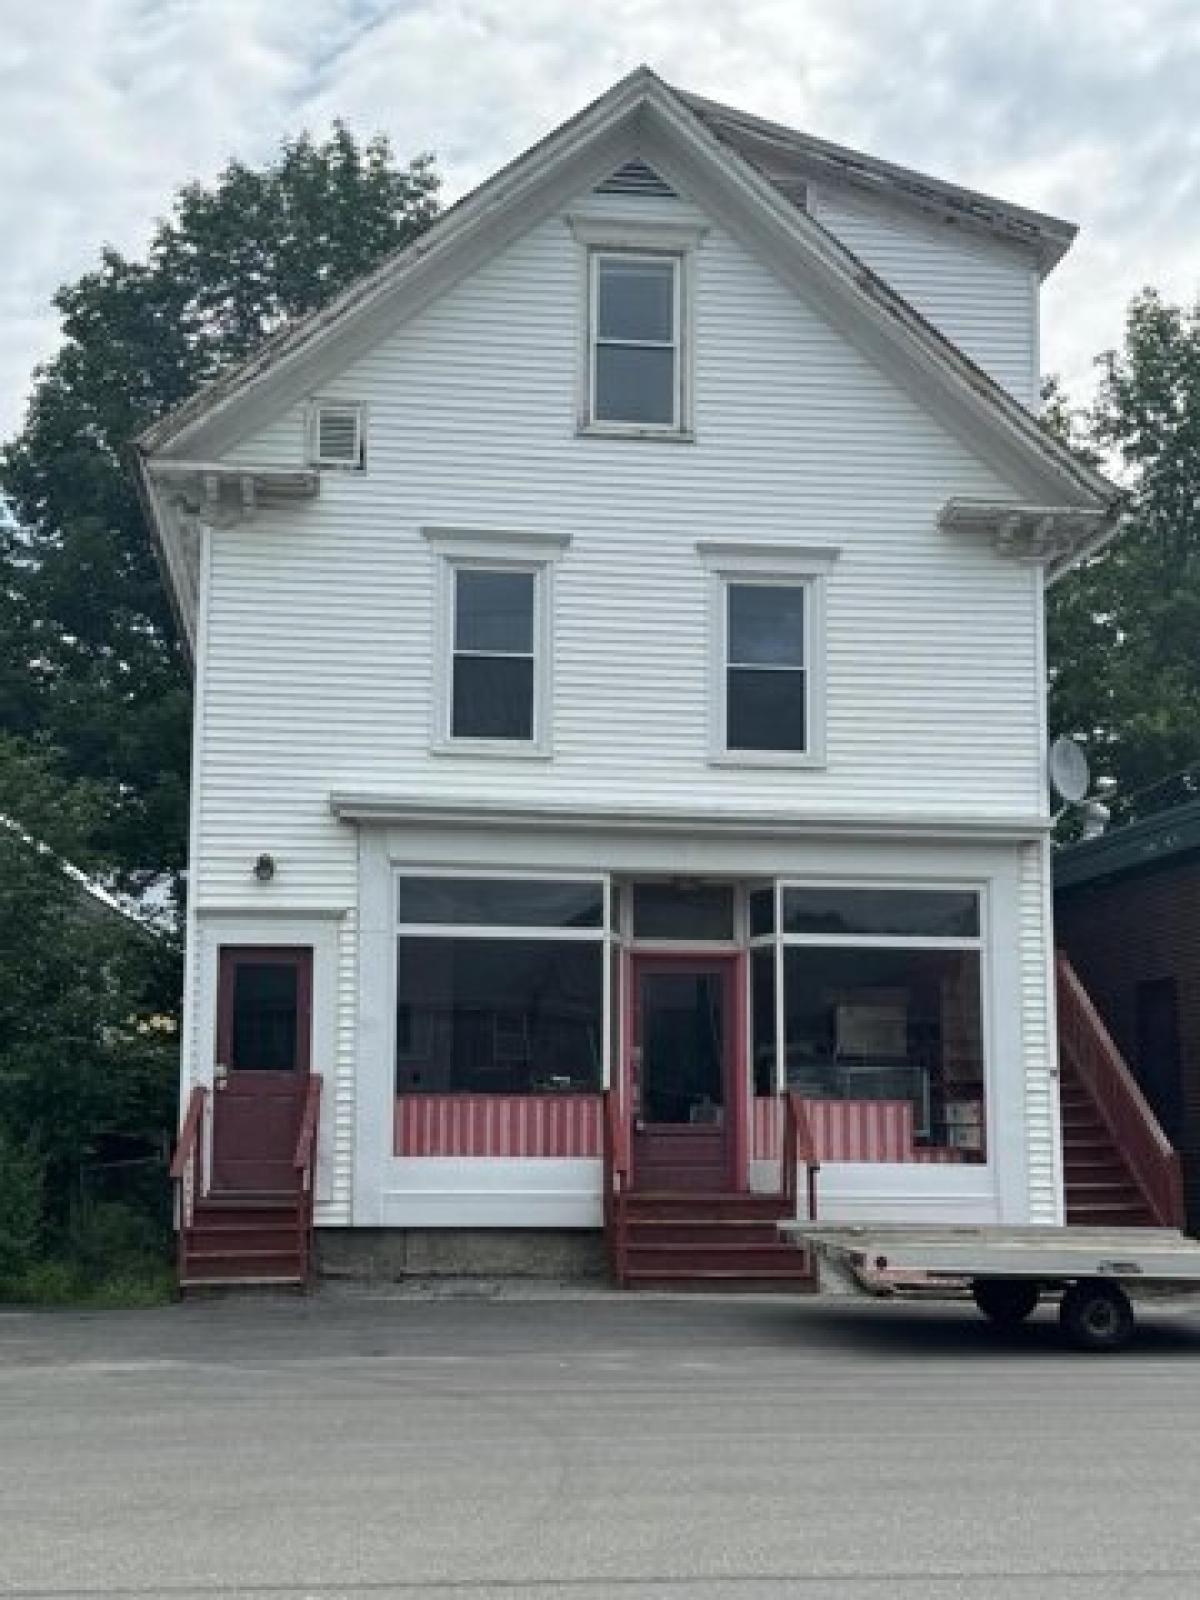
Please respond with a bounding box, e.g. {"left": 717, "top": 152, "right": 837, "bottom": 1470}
{"left": 1059, "top": 1280, "right": 1135, "bottom": 1352}
{"left": 971, "top": 1278, "right": 1040, "bottom": 1326}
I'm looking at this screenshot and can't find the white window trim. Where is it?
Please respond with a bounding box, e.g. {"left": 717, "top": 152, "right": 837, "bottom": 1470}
{"left": 423, "top": 528, "right": 569, "bottom": 760}
{"left": 306, "top": 399, "right": 366, "bottom": 470}
{"left": 393, "top": 868, "right": 611, "bottom": 1090}
{"left": 699, "top": 544, "right": 839, "bottom": 770}
{"left": 568, "top": 217, "right": 706, "bottom": 442}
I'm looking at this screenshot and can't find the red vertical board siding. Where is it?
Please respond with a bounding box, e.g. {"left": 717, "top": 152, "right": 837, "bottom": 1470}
{"left": 751, "top": 1095, "right": 958, "bottom": 1162}
{"left": 395, "top": 1094, "right": 603, "bottom": 1157}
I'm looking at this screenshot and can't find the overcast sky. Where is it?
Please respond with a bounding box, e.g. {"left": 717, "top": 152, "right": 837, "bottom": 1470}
{"left": 3, "top": 0, "right": 1199, "bottom": 439}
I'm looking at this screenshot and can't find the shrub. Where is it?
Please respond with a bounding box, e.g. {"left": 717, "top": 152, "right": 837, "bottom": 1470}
{"left": 0, "top": 1128, "right": 44, "bottom": 1279}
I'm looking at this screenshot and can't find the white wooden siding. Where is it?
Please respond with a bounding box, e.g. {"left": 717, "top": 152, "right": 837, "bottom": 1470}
{"left": 193, "top": 181, "right": 1053, "bottom": 1225}
{"left": 1020, "top": 836, "right": 1064, "bottom": 1223}
{"left": 809, "top": 184, "right": 1040, "bottom": 406}
{"left": 210, "top": 187, "right": 1043, "bottom": 906}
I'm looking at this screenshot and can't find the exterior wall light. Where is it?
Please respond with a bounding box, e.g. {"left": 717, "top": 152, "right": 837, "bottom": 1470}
{"left": 253, "top": 853, "right": 276, "bottom": 883}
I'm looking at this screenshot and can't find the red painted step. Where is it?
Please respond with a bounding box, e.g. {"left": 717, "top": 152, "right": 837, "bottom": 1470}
{"left": 614, "top": 1189, "right": 814, "bottom": 1292}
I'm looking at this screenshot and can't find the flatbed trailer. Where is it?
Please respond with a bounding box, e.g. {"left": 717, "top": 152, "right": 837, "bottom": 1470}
{"left": 780, "top": 1222, "right": 1200, "bottom": 1351}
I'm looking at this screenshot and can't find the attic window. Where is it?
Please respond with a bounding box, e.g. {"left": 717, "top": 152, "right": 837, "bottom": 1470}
{"left": 309, "top": 402, "right": 364, "bottom": 470}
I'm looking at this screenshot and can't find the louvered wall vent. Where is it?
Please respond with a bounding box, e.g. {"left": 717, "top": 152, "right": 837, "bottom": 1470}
{"left": 594, "top": 159, "right": 677, "bottom": 198}
{"left": 311, "top": 402, "right": 364, "bottom": 469}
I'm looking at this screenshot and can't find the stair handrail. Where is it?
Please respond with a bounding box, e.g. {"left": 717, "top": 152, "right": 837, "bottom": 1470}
{"left": 1056, "top": 954, "right": 1185, "bottom": 1229}
{"left": 603, "top": 1088, "right": 630, "bottom": 1285}
{"left": 293, "top": 1074, "right": 323, "bottom": 1284}
{"left": 782, "top": 1091, "right": 820, "bottom": 1221}
{"left": 169, "top": 1085, "right": 208, "bottom": 1283}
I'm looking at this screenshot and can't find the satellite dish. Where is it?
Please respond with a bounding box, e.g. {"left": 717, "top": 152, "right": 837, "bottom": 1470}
{"left": 1049, "top": 737, "right": 1090, "bottom": 805}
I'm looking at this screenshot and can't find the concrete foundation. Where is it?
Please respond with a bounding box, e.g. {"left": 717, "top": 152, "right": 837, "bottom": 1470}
{"left": 315, "top": 1227, "right": 608, "bottom": 1282}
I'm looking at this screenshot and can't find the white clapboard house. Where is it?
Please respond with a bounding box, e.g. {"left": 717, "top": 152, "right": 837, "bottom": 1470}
{"left": 139, "top": 69, "right": 1180, "bottom": 1291}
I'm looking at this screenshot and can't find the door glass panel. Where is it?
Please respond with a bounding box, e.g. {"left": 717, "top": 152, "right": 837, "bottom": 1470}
{"left": 231, "top": 963, "right": 299, "bottom": 1071}
{"left": 641, "top": 971, "right": 724, "bottom": 1124}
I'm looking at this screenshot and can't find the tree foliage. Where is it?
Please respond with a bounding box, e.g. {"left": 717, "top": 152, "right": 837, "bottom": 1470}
{"left": 0, "top": 737, "right": 179, "bottom": 1248}
{"left": 0, "top": 124, "right": 439, "bottom": 901}
{"left": 1047, "top": 291, "right": 1200, "bottom": 819}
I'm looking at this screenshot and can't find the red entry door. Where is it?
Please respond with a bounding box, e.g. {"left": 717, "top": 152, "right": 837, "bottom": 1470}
{"left": 631, "top": 956, "right": 736, "bottom": 1192}
{"left": 211, "top": 947, "right": 312, "bottom": 1193}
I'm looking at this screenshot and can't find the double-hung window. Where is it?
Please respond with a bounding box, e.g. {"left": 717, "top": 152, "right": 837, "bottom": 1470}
{"left": 452, "top": 567, "right": 536, "bottom": 742}
{"left": 725, "top": 582, "right": 809, "bottom": 754}
{"left": 568, "top": 216, "right": 705, "bottom": 438}
{"left": 699, "top": 541, "right": 839, "bottom": 767}
{"left": 425, "top": 527, "right": 568, "bottom": 756}
{"left": 590, "top": 252, "right": 680, "bottom": 429}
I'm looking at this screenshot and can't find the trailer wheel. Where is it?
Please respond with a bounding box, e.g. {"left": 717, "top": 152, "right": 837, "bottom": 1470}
{"left": 1059, "top": 1280, "right": 1135, "bottom": 1352}
{"left": 971, "top": 1278, "right": 1040, "bottom": 1326}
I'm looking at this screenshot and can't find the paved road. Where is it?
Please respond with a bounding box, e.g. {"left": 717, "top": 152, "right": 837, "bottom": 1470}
{"left": 2, "top": 1290, "right": 1200, "bottom": 1598}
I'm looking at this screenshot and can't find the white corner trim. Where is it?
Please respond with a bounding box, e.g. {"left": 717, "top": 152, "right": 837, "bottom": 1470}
{"left": 565, "top": 214, "right": 709, "bottom": 249}
{"left": 696, "top": 540, "right": 842, "bottom": 573}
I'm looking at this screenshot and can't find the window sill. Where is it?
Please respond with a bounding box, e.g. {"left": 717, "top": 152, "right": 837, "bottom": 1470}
{"left": 708, "top": 751, "right": 827, "bottom": 771}
{"left": 576, "top": 422, "right": 695, "bottom": 444}
{"left": 430, "top": 740, "right": 553, "bottom": 762}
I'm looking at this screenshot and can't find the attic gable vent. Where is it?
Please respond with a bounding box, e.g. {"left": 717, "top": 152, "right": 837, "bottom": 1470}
{"left": 309, "top": 402, "right": 364, "bottom": 469}
{"left": 594, "top": 159, "right": 676, "bottom": 199}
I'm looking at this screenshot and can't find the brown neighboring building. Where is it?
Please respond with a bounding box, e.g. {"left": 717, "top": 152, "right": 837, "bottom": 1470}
{"left": 1055, "top": 800, "right": 1200, "bottom": 1231}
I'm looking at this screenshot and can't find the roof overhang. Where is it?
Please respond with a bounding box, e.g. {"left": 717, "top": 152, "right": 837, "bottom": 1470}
{"left": 133, "top": 455, "right": 321, "bottom": 662}
{"left": 939, "top": 499, "right": 1124, "bottom": 582}
{"left": 676, "top": 89, "right": 1078, "bottom": 278}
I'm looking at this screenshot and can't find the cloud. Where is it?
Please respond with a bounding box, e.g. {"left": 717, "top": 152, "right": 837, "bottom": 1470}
{"left": 2, "top": 0, "right": 1199, "bottom": 437}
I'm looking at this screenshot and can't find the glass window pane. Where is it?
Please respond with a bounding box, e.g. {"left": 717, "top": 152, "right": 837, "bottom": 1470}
{"left": 452, "top": 654, "right": 533, "bottom": 740}
{"left": 594, "top": 343, "right": 676, "bottom": 425}
{"left": 783, "top": 888, "right": 979, "bottom": 938}
{"left": 640, "top": 970, "right": 724, "bottom": 1123}
{"left": 596, "top": 257, "right": 674, "bottom": 342}
{"left": 749, "top": 888, "right": 776, "bottom": 938}
{"left": 752, "top": 947, "right": 777, "bottom": 1097}
{"left": 231, "top": 963, "right": 298, "bottom": 1071}
{"left": 727, "top": 667, "right": 807, "bottom": 752}
{"left": 728, "top": 584, "right": 805, "bottom": 667}
{"left": 632, "top": 883, "right": 735, "bottom": 940}
{"left": 398, "top": 877, "right": 604, "bottom": 929}
{"left": 782, "top": 946, "right": 984, "bottom": 1157}
{"left": 455, "top": 569, "right": 534, "bottom": 654}
{"left": 395, "top": 938, "right": 603, "bottom": 1093}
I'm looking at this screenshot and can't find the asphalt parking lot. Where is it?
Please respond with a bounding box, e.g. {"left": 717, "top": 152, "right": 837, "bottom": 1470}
{"left": 2, "top": 1288, "right": 1200, "bottom": 1599}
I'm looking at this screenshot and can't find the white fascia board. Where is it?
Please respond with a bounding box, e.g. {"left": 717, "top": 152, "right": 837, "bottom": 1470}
{"left": 329, "top": 791, "right": 1051, "bottom": 843}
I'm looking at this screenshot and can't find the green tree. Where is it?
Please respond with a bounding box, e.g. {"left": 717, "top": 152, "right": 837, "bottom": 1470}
{"left": 1, "top": 125, "right": 439, "bottom": 904}
{"left": 1046, "top": 292, "right": 1200, "bottom": 818}
{"left": 0, "top": 737, "right": 179, "bottom": 1243}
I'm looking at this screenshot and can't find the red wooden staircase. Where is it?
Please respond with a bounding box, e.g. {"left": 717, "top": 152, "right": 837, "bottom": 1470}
{"left": 1056, "top": 957, "right": 1185, "bottom": 1229}
{"left": 620, "top": 1191, "right": 815, "bottom": 1291}
{"left": 603, "top": 1091, "right": 818, "bottom": 1291}
{"left": 170, "top": 1076, "right": 323, "bottom": 1292}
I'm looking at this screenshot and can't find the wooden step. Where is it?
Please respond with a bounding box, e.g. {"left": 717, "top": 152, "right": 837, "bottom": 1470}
{"left": 623, "top": 1266, "right": 816, "bottom": 1293}
{"left": 626, "top": 1242, "right": 812, "bottom": 1273}
{"left": 188, "top": 1225, "right": 300, "bottom": 1253}
{"left": 625, "top": 1219, "right": 786, "bottom": 1246}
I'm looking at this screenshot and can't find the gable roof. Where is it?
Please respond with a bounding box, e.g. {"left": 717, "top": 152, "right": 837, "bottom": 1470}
{"left": 135, "top": 67, "right": 1122, "bottom": 655}
{"left": 676, "top": 90, "right": 1077, "bottom": 277}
